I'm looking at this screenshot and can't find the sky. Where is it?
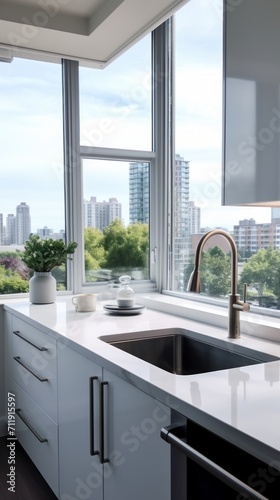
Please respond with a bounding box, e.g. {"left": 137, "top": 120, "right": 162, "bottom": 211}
{"left": 0, "top": 0, "right": 272, "bottom": 234}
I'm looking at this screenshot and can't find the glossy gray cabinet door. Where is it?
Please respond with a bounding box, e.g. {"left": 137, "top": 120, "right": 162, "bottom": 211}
{"left": 103, "top": 368, "right": 171, "bottom": 500}
{"left": 58, "top": 344, "right": 103, "bottom": 500}
{"left": 58, "top": 344, "right": 171, "bottom": 500}
{"left": 223, "top": 0, "right": 280, "bottom": 205}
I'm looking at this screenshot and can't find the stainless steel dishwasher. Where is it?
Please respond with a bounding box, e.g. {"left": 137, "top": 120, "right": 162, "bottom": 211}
{"left": 161, "top": 411, "right": 280, "bottom": 500}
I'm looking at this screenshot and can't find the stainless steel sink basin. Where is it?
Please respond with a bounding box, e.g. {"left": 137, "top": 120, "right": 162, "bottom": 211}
{"left": 100, "top": 329, "right": 278, "bottom": 375}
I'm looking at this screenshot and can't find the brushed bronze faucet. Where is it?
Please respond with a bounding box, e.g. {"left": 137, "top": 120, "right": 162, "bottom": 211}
{"left": 187, "top": 229, "right": 250, "bottom": 339}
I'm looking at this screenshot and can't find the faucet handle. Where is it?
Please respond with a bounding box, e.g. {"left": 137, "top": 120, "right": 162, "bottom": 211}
{"left": 241, "top": 283, "right": 250, "bottom": 312}
{"left": 243, "top": 283, "right": 247, "bottom": 303}
{"left": 233, "top": 283, "right": 250, "bottom": 312}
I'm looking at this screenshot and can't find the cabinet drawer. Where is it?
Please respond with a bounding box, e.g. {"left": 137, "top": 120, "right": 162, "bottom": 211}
{"left": 14, "top": 381, "right": 59, "bottom": 497}
{"left": 12, "top": 317, "right": 57, "bottom": 421}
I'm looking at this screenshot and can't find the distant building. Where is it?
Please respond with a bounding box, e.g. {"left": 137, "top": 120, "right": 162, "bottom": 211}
{"left": 5, "top": 214, "right": 15, "bottom": 245}
{"left": 173, "top": 154, "right": 190, "bottom": 238}
{"left": 0, "top": 214, "right": 3, "bottom": 245}
{"left": 128, "top": 154, "right": 201, "bottom": 291}
{"left": 173, "top": 155, "right": 191, "bottom": 290}
{"left": 271, "top": 207, "right": 280, "bottom": 224}
{"left": 37, "top": 226, "right": 53, "bottom": 238}
{"left": 188, "top": 201, "right": 201, "bottom": 235}
{"left": 84, "top": 197, "right": 122, "bottom": 232}
{"left": 51, "top": 230, "right": 65, "bottom": 241}
{"left": 129, "top": 162, "right": 149, "bottom": 224}
{"left": 15, "top": 202, "right": 31, "bottom": 244}
{"left": 233, "top": 218, "right": 280, "bottom": 255}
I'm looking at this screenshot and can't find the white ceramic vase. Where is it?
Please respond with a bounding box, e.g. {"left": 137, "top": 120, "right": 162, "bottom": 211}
{"left": 29, "top": 271, "right": 56, "bottom": 304}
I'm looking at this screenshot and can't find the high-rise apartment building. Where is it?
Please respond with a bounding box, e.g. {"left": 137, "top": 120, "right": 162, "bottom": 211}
{"left": 233, "top": 218, "right": 280, "bottom": 256}
{"left": 173, "top": 155, "right": 192, "bottom": 290}
{"left": 5, "top": 214, "right": 15, "bottom": 245}
{"left": 15, "top": 202, "right": 31, "bottom": 244}
{"left": 128, "top": 154, "right": 200, "bottom": 290}
{"left": 173, "top": 154, "right": 190, "bottom": 238}
{"left": 188, "top": 201, "right": 201, "bottom": 235}
{"left": 84, "top": 197, "right": 122, "bottom": 232}
{"left": 0, "top": 214, "right": 3, "bottom": 245}
{"left": 129, "top": 162, "right": 149, "bottom": 224}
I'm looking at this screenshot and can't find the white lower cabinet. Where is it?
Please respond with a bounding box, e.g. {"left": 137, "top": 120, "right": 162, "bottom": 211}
{"left": 14, "top": 381, "right": 59, "bottom": 495}
{"left": 103, "top": 368, "right": 171, "bottom": 500}
{"left": 58, "top": 343, "right": 171, "bottom": 500}
{"left": 58, "top": 344, "right": 103, "bottom": 500}
{"left": 5, "top": 313, "right": 59, "bottom": 497}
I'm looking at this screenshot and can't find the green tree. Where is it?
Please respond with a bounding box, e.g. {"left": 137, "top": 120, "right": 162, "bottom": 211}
{"left": 240, "top": 247, "right": 280, "bottom": 300}
{"left": 200, "top": 247, "right": 231, "bottom": 297}
{"left": 185, "top": 246, "right": 231, "bottom": 297}
{"left": 103, "top": 219, "right": 149, "bottom": 270}
{"left": 84, "top": 227, "right": 105, "bottom": 270}
{"left": 0, "top": 265, "right": 29, "bottom": 294}
{"left": 126, "top": 224, "right": 149, "bottom": 268}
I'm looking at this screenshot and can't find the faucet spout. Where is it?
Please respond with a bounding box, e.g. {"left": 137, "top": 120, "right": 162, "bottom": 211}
{"left": 187, "top": 229, "right": 249, "bottom": 339}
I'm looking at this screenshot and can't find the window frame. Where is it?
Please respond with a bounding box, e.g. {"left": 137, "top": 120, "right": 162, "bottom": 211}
{"left": 79, "top": 147, "right": 156, "bottom": 292}
{"left": 62, "top": 20, "right": 173, "bottom": 294}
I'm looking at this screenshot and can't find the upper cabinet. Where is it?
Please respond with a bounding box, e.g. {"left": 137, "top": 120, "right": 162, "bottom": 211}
{"left": 0, "top": 0, "right": 189, "bottom": 67}
{"left": 223, "top": 0, "right": 280, "bottom": 206}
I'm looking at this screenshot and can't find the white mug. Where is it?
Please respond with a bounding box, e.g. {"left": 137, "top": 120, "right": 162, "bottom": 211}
{"left": 72, "top": 294, "right": 98, "bottom": 312}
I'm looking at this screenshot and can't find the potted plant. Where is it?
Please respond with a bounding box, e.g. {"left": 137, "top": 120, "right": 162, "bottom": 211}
{"left": 22, "top": 234, "right": 78, "bottom": 304}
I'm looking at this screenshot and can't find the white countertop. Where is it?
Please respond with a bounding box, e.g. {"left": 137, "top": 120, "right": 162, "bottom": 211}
{"left": 4, "top": 296, "right": 280, "bottom": 464}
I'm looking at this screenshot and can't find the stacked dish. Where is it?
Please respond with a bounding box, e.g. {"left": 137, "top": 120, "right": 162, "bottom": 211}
{"left": 103, "top": 304, "right": 146, "bottom": 315}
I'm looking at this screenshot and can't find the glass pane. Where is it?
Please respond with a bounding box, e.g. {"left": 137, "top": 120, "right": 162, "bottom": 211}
{"left": 0, "top": 58, "right": 64, "bottom": 294}
{"left": 79, "top": 35, "right": 152, "bottom": 150}
{"left": 83, "top": 159, "right": 150, "bottom": 283}
{"left": 173, "top": 0, "right": 274, "bottom": 309}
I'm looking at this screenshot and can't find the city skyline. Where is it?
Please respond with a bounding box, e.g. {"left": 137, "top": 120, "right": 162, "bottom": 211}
{"left": 0, "top": 197, "right": 275, "bottom": 246}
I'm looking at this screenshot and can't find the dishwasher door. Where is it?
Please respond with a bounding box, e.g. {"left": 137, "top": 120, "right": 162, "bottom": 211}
{"left": 161, "top": 416, "right": 280, "bottom": 500}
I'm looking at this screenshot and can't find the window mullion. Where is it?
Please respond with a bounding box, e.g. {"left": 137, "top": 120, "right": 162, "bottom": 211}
{"left": 62, "top": 59, "right": 83, "bottom": 293}
{"left": 152, "top": 18, "right": 174, "bottom": 291}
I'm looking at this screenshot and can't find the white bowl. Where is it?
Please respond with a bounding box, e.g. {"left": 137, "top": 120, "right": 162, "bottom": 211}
{"left": 117, "top": 298, "right": 135, "bottom": 308}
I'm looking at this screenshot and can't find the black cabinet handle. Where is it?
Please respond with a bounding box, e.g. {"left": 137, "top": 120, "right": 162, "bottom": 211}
{"left": 100, "top": 381, "right": 109, "bottom": 464}
{"left": 13, "top": 330, "right": 48, "bottom": 351}
{"left": 15, "top": 409, "right": 48, "bottom": 443}
{"left": 89, "top": 376, "right": 99, "bottom": 456}
{"left": 161, "top": 425, "right": 268, "bottom": 500}
{"left": 14, "top": 356, "right": 49, "bottom": 382}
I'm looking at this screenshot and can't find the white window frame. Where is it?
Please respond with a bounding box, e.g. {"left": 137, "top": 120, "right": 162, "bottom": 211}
{"left": 79, "top": 148, "right": 156, "bottom": 293}
{"left": 63, "top": 20, "right": 174, "bottom": 294}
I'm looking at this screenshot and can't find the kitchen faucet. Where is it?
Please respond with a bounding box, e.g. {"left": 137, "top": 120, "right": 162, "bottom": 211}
{"left": 187, "top": 229, "right": 250, "bottom": 339}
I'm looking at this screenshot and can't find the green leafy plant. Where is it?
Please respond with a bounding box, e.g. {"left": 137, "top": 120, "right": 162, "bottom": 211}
{"left": 21, "top": 234, "right": 78, "bottom": 272}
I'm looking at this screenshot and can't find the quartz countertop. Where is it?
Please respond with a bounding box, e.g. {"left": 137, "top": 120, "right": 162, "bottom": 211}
{"left": 4, "top": 296, "right": 280, "bottom": 464}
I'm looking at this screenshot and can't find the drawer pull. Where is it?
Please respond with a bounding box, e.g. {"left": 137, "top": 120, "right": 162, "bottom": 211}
{"left": 13, "top": 330, "right": 48, "bottom": 351}
{"left": 100, "top": 381, "right": 109, "bottom": 464}
{"left": 15, "top": 409, "right": 48, "bottom": 443}
{"left": 89, "top": 376, "right": 99, "bottom": 456}
{"left": 14, "top": 356, "right": 49, "bottom": 382}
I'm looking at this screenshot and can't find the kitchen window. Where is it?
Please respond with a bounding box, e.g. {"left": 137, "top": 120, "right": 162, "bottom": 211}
{"left": 0, "top": 58, "right": 64, "bottom": 294}
{"left": 169, "top": 0, "right": 277, "bottom": 312}
{"left": 78, "top": 34, "right": 153, "bottom": 289}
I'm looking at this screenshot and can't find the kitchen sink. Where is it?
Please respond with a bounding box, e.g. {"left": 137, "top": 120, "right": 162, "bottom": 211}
{"left": 100, "top": 328, "right": 278, "bottom": 375}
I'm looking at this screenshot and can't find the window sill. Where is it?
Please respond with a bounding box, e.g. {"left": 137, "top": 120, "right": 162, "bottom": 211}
{"left": 137, "top": 291, "right": 280, "bottom": 343}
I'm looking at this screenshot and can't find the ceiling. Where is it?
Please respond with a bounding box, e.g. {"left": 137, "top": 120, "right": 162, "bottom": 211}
{"left": 0, "top": 0, "right": 189, "bottom": 67}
